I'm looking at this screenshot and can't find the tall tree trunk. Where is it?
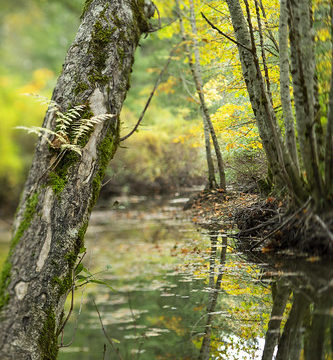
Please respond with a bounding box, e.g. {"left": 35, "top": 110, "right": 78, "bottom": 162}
{"left": 325, "top": 5, "right": 333, "bottom": 200}
{"left": 203, "top": 114, "right": 218, "bottom": 189}
{"left": 188, "top": 0, "right": 226, "bottom": 190}
{"left": 225, "top": 0, "right": 306, "bottom": 203}
{"left": 0, "top": 1, "right": 154, "bottom": 358}
{"left": 175, "top": 0, "right": 216, "bottom": 189}
{"left": 279, "top": 0, "right": 300, "bottom": 172}
{"left": 287, "top": 0, "right": 323, "bottom": 206}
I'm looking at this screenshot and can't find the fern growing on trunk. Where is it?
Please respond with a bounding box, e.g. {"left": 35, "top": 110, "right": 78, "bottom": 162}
{"left": 16, "top": 94, "right": 115, "bottom": 156}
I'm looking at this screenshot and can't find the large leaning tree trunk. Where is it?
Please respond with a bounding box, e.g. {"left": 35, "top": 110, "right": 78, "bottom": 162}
{"left": 0, "top": 0, "right": 154, "bottom": 358}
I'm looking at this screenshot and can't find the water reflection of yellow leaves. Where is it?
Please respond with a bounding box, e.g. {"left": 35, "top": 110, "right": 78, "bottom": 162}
{"left": 193, "top": 305, "right": 205, "bottom": 311}
{"left": 151, "top": 315, "right": 186, "bottom": 336}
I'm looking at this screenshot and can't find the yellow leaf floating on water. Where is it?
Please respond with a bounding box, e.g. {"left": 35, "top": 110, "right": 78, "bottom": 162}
{"left": 306, "top": 256, "right": 320, "bottom": 263}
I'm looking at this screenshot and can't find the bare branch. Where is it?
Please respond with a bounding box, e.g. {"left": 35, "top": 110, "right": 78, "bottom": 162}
{"left": 93, "top": 300, "right": 123, "bottom": 360}
{"left": 120, "top": 43, "right": 181, "bottom": 142}
{"left": 201, "top": 12, "right": 253, "bottom": 54}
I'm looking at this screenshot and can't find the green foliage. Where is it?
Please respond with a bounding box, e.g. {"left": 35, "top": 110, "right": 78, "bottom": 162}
{"left": 225, "top": 148, "right": 269, "bottom": 193}
{"left": 108, "top": 106, "right": 205, "bottom": 193}
{"left": 1, "top": 1, "right": 81, "bottom": 75}
{"left": 75, "top": 266, "right": 114, "bottom": 291}
{"left": 0, "top": 70, "right": 51, "bottom": 208}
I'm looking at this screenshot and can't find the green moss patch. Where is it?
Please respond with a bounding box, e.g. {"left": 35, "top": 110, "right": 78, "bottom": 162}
{"left": 48, "top": 151, "right": 79, "bottom": 195}
{"left": 131, "top": 0, "right": 152, "bottom": 36}
{"left": 73, "top": 82, "right": 89, "bottom": 96}
{"left": 38, "top": 309, "right": 59, "bottom": 360}
{"left": 89, "top": 122, "right": 120, "bottom": 213}
{"left": 0, "top": 192, "right": 39, "bottom": 311}
{"left": 80, "top": 0, "right": 93, "bottom": 20}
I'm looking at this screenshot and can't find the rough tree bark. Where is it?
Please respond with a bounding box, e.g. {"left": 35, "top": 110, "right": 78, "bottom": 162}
{"left": 0, "top": 0, "right": 154, "bottom": 358}
{"left": 279, "top": 0, "right": 299, "bottom": 172}
{"left": 225, "top": 0, "right": 306, "bottom": 202}
{"left": 287, "top": 0, "right": 323, "bottom": 204}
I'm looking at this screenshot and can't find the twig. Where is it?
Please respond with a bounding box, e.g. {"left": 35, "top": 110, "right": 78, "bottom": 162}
{"left": 120, "top": 42, "right": 181, "bottom": 142}
{"left": 57, "top": 252, "right": 86, "bottom": 345}
{"left": 154, "top": 3, "right": 162, "bottom": 30}
{"left": 103, "top": 344, "right": 107, "bottom": 360}
{"left": 93, "top": 300, "right": 123, "bottom": 360}
{"left": 250, "top": 198, "right": 312, "bottom": 250}
{"left": 239, "top": 218, "right": 277, "bottom": 235}
{"left": 57, "top": 283, "right": 75, "bottom": 341}
{"left": 258, "top": 0, "right": 279, "bottom": 53}
{"left": 201, "top": 12, "right": 253, "bottom": 54}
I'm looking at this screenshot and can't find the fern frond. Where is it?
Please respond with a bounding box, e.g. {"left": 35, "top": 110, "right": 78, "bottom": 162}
{"left": 89, "top": 114, "right": 116, "bottom": 123}
{"left": 71, "top": 114, "right": 115, "bottom": 145}
{"left": 55, "top": 105, "right": 86, "bottom": 134}
{"left": 17, "top": 99, "right": 117, "bottom": 158}
{"left": 60, "top": 143, "right": 82, "bottom": 155}
{"left": 15, "top": 126, "right": 68, "bottom": 145}
{"left": 15, "top": 126, "right": 53, "bottom": 146}
{"left": 22, "top": 93, "right": 59, "bottom": 112}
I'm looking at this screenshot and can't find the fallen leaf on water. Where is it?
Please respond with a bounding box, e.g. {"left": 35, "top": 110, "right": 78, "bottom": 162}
{"left": 306, "top": 256, "right": 320, "bottom": 263}
{"left": 262, "top": 246, "right": 273, "bottom": 253}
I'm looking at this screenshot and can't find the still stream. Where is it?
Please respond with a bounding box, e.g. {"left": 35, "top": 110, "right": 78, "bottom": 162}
{"left": 0, "top": 193, "right": 332, "bottom": 359}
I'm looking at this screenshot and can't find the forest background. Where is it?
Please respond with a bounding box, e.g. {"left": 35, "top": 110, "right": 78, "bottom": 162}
{"left": 0, "top": 0, "right": 281, "bottom": 216}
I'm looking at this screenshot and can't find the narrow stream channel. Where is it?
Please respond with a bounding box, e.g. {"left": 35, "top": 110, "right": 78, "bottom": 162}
{"left": 2, "top": 193, "right": 331, "bottom": 359}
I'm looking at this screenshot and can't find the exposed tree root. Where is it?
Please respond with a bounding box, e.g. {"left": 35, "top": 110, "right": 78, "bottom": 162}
{"left": 235, "top": 198, "right": 333, "bottom": 256}
{"left": 185, "top": 190, "right": 333, "bottom": 255}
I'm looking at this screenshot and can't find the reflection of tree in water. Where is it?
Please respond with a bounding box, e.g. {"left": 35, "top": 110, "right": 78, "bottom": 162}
{"left": 260, "top": 256, "right": 333, "bottom": 360}
{"left": 198, "top": 231, "right": 227, "bottom": 360}
{"left": 196, "top": 234, "right": 333, "bottom": 360}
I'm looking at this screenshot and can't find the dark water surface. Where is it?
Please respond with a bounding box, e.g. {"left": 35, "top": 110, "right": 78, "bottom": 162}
{"left": 1, "top": 194, "right": 331, "bottom": 359}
